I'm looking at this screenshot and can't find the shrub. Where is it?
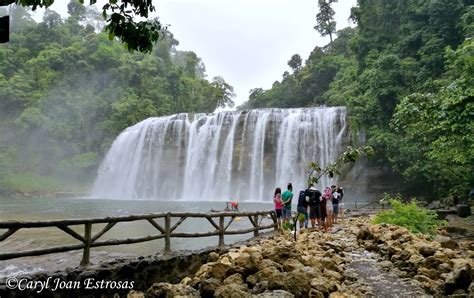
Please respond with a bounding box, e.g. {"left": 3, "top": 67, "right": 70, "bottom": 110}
{"left": 372, "top": 195, "right": 447, "bottom": 235}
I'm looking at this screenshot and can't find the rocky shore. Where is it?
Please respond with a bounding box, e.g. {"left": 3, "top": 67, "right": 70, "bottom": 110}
{"left": 130, "top": 216, "right": 473, "bottom": 297}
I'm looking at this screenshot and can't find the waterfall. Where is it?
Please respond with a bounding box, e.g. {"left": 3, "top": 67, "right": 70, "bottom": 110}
{"left": 92, "top": 107, "right": 349, "bottom": 201}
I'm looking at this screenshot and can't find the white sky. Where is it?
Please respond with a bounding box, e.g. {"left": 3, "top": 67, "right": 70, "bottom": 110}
{"left": 34, "top": 0, "right": 357, "bottom": 106}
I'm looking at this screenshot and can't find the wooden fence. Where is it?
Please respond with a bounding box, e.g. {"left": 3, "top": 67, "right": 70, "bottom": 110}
{"left": 0, "top": 211, "right": 277, "bottom": 266}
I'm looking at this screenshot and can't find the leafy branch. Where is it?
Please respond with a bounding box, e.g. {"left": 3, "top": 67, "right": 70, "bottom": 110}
{"left": 307, "top": 145, "right": 374, "bottom": 187}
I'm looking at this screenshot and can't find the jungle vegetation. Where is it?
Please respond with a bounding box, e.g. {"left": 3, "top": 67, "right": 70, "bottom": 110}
{"left": 241, "top": 0, "right": 473, "bottom": 200}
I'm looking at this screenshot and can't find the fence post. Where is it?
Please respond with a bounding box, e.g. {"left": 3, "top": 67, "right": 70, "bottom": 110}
{"left": 218, "top": 216, "right": 224, "bottom": 247}
{"left": 80, "top": 223, "right": 92, "bottom": 266}
{"left": 254, "top": 215, "right": 259, "bottom": 237}
{"left": 164, "top": 213, "right": 171, "bottom": 252}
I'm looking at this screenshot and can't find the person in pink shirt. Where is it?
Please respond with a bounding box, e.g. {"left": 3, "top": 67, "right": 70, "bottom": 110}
{"left": 273, "top": 187, "right": 283, "bottom": 229}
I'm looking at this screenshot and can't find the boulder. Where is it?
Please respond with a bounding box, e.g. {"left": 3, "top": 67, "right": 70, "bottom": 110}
{"left": 199, "top": 278, "right": 221, "bottom": 296}
{"left": 311, "top": 276, "right": 338, "bottom": 294}
{"left": 357, "top": 228, "right": 373, "bottom": 240}
{"left": 208, "top": 251, "right": 220, "bottom": 262}
{"left": 223, "top": 273, "right": 244, "bottom": 285}
{"left": 282, "top": 258, "right": 304, "bottom": 272}
{"left": 418, "top": 246, "right": 437, "bottom": 257}
{"left": 444, "top": 262, "right": 472, "bottom": 294}
{"left": 214, "top": 283, "right": 250, "bottom": 298}
{"left": 147, "top": 282, "right": 199, "bottom": 297}
{"left": 434, "top": 235, "right": 459, "bottom": 249}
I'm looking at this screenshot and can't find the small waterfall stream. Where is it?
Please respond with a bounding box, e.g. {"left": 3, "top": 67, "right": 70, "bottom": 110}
{"left": 92, "top": 107, "right": 349, "bottom": 201}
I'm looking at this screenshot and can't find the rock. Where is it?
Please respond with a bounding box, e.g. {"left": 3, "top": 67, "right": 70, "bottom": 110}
{"left": 199, "top": 278, "right": 221, "bottom": 296}
{"left": 258, "top": 259, "right": 284, "bottom": 272}
{"left": 423, "top": 256, "right": 442, "bottom": 269}
{"left": 378, "top": 260, "right": 394, "bottom": 271}
{"left": 147, "top": 282, "right": 199, "bottom": 297}
{"left": 180, "top": 277, "right": 192, "bottom": 286}
{"left": 323, "top": 268, "right": 343, "bottom": 281}
{"left": 311, "top": 277, "right": 338, "bottom": 294}
{"left": 329, "top": 292, "right": 350, "bottom": 298}
{"left": 127, "top": 291, "right": 145, "bottom": 298}
{"left": 434, "top": 235, "right": 459, "bottom": 249}
{"left": 308, "top": 289, "right": 325, "bottom": 298}
{"left": 246, "top": 267, "right": 283, "bottom": 288}
{"left": 232, "top": 252, "right": 263, "bottom": 273}
{"left": 283, "top": 269, "right": 314, "bottom": 296}
{"left": 342, "top": 269, "right": 358, "bottom": 282}
{"left": 256, "top": 290, "right": 295, "bottom": 297}
{"left": 445, "top": 262, "right": 472, "bottom": 294}
{"left": 320, "top": 257, "right": 340, "bottom": 273}
{"left": 408, "top": 254, "right": 425, "bottom": 266}
{"left": 208, "top": 252, "right": 220, "bottom": 262}
{"left": 214, "top": 283, "right": 249, "bottom": 298}
{"left": 223, "top": 273, "right": 244, "bottom": 285}
{"left": 210, "top": 262, "right": 235, "bottom": 280}
{"left": 326, "top": 241, "right": 344, "bottom": 253}
{"left": 419, "top": 246, "right": 437, "bottom": 257}
{"left": 282, "top": 258, "right": 304, "bottom": 272}
{"left": 417, "top": 267, "right": 440, "bottom": 280}
{"left": 357, "top": 228, "right": 373, "bottom": 240}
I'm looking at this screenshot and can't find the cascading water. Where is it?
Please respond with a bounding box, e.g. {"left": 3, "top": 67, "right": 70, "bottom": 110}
{"left": 92, "top": 107, "right": 349, "bottom": 201}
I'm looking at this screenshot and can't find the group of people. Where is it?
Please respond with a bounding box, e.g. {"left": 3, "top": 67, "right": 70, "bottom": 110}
{"left": 273, "top": 182, "right": 344, "bottom": 232}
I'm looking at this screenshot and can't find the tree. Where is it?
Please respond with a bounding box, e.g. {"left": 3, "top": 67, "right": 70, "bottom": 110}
{"left": 210, "top": 76, "right": 235, "bottom": 110}
{"left": 314, "top": 0, "right": 337, "bottom": 43}
{"left": 288, "top": 54, "right": 302, "bottom": 73}
{"left": 7, "top": 0, "right": 164, "bottom": 52}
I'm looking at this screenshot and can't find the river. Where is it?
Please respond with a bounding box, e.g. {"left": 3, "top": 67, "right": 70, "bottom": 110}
{"left": 0, "top": 196, "right": 273, "bottom": 278}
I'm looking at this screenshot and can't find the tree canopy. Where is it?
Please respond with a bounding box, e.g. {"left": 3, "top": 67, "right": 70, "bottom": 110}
{"left": 0, "top": 4, "right": 234, "bottom": 194}
{"left": 241, "top": 0, "right": 473, "bottom": 199}
{"left": 2, "top": 0, "right": 163, "bottom": 52}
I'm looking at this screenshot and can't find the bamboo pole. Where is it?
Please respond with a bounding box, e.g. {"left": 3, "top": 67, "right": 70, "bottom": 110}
{"left": 164, "top": 213, "right": 171, "bottom": 252}
{"left": 253, "top": 215, "right": 259, "bottom": 237}
{"left": 218, "top": 216, "right": 224, "bottom": 247}
{"left": 80, "top": 223, "right": 92, "bottom": 266}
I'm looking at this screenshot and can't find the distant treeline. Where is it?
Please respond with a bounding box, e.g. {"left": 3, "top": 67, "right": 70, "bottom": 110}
{"left": 240, "top": 0, "right": 473, "bottom": 199}
{"left": 0, "top": 3, "right": 234, "bottom": 194}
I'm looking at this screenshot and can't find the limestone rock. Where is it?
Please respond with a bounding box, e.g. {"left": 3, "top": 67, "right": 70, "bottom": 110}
{"left": 256, "top": 290, "right": 295, "bottom": 297}
{"left": 444, "top": 262, "right": 472, "bottom": 294}
{"left": 214, "top": 283, "right": 250, "bottom": 298}
{"left": 208, "top": 251, "right": 220, "bottom": 262}
{"left": 419, "top": 246, "right": 437, "bottom": 257}
{"left": 147, "top": 282, "right": 199, "bottom": 297}
{"left": 223, "top": 273, "right": 244, "bottom": 285}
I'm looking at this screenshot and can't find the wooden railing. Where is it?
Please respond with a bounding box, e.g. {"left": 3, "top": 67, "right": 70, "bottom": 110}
{"left": 0, "top": 211, "right": 277, "bottom": 266}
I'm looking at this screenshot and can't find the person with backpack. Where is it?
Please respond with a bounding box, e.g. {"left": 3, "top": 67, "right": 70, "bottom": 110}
{"left": 306, "top": 184, "right": 322, "bottom": 229}
{"left": 297, "top": 190, "right": 309, "bottom": 229}
{"left": 281, "top": 183, "right": 293, "bottom": 225}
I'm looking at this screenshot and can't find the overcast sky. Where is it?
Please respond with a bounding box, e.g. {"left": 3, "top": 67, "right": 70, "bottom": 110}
{"left": 38, "top": 0, "right": 357, "bottom": 107}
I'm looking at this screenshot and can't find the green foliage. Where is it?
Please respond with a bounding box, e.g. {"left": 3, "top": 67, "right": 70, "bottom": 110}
{"left": 308, "top": 146, "right": 374, "bottom": 186}
{"left": 373, "top": 196, "right": 447, "bottom": 235}
{"left": 242, "top": 0, "right": 472, "bottom": 199}
{"left": 0, "top": 5, "right": 234, "bottom": 194}
{"left": 282, "top": 221, "right": 294, "bottom": 231}
{"left": 3, "top": 173, "right": 62, "bottom": 194}
{"left": 13, "top": 0, "right": 165, "bottom": 52}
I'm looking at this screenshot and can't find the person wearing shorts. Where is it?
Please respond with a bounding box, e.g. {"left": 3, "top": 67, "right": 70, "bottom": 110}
{"left": 297, "top": 190, "right": 309, "bottom": 229}
{"left": 306, "top": 185, "right": 322, "bottom": 228}
{"left": 273, "top": 187, "right": 283, "bottom": 229}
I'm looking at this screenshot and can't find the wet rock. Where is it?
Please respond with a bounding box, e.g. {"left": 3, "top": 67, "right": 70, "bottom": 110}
{"left": 444, "top": 262, "right": 472, "bottom": 294}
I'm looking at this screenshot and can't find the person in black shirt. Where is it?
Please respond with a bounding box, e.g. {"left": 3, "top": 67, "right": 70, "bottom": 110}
{"left": 306, "top": 185, "right": 322, "bottom": 229}
{"left": 297, "top": 190, "right": 309, "bottom": 229}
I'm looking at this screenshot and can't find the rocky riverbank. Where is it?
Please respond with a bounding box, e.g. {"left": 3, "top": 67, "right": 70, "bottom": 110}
{"left": 130, "top": 216, "right": 473, "bottom": 297}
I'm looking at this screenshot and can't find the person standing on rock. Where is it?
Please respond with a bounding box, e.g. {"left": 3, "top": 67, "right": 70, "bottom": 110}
{"left": 306, "top": 184, "right": 322, "bottom": 229}
{"left": 297, "top": 189, "right": 309, "bottom": 229}
{"left": 332, "top": 185, "right": 340, "bottom": 224}
{"left": 324, "top": 187, "right": 334, "bottom": 229}
{"left": 281, "top": 183, "right": 293, "bottom": 226}
{"left": 337, "top": 186, "right": 344, "bottom": 219}
{"left": 273, "top": 187, "right": 283, "bottom": 229}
